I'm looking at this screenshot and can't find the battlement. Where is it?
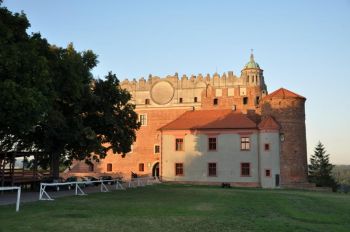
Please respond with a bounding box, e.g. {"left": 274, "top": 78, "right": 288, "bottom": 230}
{"left": 120, "top": 71, "right": 246, "bottom": 92}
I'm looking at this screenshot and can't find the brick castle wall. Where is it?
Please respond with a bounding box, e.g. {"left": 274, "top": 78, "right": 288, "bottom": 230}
{"left": 261, "top": 97, "right": 308, "bottom": 185}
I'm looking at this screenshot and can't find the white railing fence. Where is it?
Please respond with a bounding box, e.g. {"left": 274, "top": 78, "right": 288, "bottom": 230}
{"left": 39, "top": 179, "right": 124, "bottom": 201}
{"left": 0, "top": 186, "right": 21, "bottom": 212}
{"left": 39, "top": 176, "right": 160, "bottom": 201}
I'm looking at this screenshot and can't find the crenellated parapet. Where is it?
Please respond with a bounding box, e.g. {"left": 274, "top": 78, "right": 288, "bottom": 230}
{"left": 120, "top": 52, "right": 267, "bottom": 108}
{"left": 121, "top": 71, "right": 244, "bottom": 92}
{"left": 120, "top": 70, "right": 267, "bottom": 110}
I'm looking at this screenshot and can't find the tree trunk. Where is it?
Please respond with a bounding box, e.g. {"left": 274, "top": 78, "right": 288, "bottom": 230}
{"left": 51, "top": 152, "right": 60, "bottom": 179}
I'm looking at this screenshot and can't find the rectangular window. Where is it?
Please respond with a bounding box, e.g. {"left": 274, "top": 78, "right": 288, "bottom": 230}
{"left": 241, "top": 137, "right": 250, "bottom": 150}
{"left": 241, "top": 163, "right": 250, "bottom": 176}
{"left": 179, "top": 98, "right": 183, "bottom": 103}
{"left": 265, "top": 169, "right": 271, "bottom": 177}
{"left": 208, "top": 163, "right": 217, "bottom": 177}
{"left": 243, "top": 97, "right": 248, "bottom": 105}
{"left": 154, "top": 145, "right": 160, "bottom": 154}
{"left": 175, "top": 138, "right": 184, "bottom": 151}
{"left": 213, "top": 98, "right": 218, "bottom": 105}
{"left": 139, "top": 163, "right": 144, "bottom": 172}
{"left": 255, "top": 96, "right": 260, "bottom": 105}
{"left": 107, "top": 163, "right": 112, "bottom": 172}
{"left": 194, "top": 97, "right": 198, "bottom": 102}
{"left": 264, "top": 143, "right": 270, "bottom": 151}
{"left": 208, "top": 137, "right": 217, "bottom": 151}
{"left": 145, "top": 99, "right": 150, "bottom": 105}
{"left": 175, "top": 163, "right": 184, "bottom": 176}
{"left": 139, "top": 114, "right": 147, "bottom": 126}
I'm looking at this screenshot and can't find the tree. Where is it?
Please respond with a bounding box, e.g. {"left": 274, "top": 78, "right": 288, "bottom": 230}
{"left": 1, "top": 4, "right": 140, "bottom": 178}
{"left": 0, "top": 4, "right": 52, "bottom": 152}
{"left": 308, "top": 142, "right": 337, "bottom": 189}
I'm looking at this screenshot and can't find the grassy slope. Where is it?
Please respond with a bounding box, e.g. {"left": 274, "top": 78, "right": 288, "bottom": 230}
{"left": 1, "top": 184, "right": 350, "bottom": 232}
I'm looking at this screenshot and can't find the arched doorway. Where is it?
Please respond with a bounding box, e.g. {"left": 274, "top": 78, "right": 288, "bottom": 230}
{"left": 152, "top": 162, "right": 159, "bottom": 177}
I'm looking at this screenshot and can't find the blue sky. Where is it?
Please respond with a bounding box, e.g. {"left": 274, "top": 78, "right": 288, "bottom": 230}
{"left": 3, "top": 0, "right": 350, "bottom": 164}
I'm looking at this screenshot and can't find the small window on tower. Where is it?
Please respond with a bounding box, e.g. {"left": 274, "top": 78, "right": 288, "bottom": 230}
{"left": 107, "top": 163, "right": 112, "bottom": 172}
{"left": 179, "top": 98, "right": 183, "bottom": 103}
{"left": 264, "top": 143, "right": 270, "bottom": 151}
{"left": 145, "top": 99, "right": 150, "bottom": 105}
{"left": 194, "top": 97, "right": 198, "bottom": 103}
{"left": 139, "top": 163, "right": 144, "bottom": 172}
{"left": 243, "top": 97, "right": 248, "bottom": 105}
{"left": 256, "top": 96, "right": 260, "bottom": 105}
{"left": 213, "top": 98, "right": 218, "bottom": 105}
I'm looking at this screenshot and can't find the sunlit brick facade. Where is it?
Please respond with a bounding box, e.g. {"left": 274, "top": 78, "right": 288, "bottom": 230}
{"left": 66, "top": 53, "right": 309, "bottom": 188}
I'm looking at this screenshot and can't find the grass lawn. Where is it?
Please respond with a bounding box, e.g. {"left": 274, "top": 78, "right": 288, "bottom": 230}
{"left": 1, "top": 184, "right": 350, "bottom": 232}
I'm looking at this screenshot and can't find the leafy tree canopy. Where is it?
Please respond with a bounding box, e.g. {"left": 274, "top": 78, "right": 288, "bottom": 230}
{"left": 0, "top": 4, "right": 140, "bottom": 178}
{"left": 0, "top": 5, "right": 52, "bottom": 152}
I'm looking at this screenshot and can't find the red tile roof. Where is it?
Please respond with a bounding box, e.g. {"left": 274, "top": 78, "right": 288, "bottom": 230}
{"left": 264, "top": 88, "right": 305, "bottom": 100}
{"left": 160, "top": 109, "right": 257, "bottom": 130}
{"left": 258, "top": 116, "right": 280, "bottom": 130}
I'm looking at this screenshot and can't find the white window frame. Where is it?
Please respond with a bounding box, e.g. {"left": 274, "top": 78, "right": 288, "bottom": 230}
{"left": 139, "top": 114, "right": 147, "bottom": 126}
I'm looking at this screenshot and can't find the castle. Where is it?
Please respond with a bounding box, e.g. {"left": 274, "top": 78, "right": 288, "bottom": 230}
{"left": 67, "top": 53, "right": 309, "bottom": 188}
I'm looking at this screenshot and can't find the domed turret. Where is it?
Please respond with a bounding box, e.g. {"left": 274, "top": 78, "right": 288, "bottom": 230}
{"left": 241, "top": 50, "right": 266, "bottom": 90}
{"left": 244, "top": 52, "right": 260, "bottom": 69}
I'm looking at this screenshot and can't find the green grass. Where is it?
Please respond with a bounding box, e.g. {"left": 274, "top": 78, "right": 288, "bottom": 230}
{"left": 1, "top": 184, "right": 350, "bottom": 232}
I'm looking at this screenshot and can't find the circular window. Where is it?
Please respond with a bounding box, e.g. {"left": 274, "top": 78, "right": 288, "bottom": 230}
{"left": 150, "top": 81, "right": 175, "bottom": 105}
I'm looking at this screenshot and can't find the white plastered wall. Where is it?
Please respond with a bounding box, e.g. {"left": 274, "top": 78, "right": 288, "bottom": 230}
{"left": 259, "top": 132, "right": 280, "bottom": 188}
{"left": 161, "top": 131, "right": 260, "bottom": 184}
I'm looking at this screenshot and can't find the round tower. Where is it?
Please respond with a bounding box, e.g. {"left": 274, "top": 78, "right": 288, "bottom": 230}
{"left": 261, "top": 88, "right": 308, "bottom": 187}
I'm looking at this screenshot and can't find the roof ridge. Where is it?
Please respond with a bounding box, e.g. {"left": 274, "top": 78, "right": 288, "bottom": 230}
{"left": 264, "top": 87, "right": 305, "bottom": 100}
{"left": 258, "top": 116, "right": 280, "bottom": 130}
{"left": 159, "top": 109, "right": 257, "bottom": 131}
